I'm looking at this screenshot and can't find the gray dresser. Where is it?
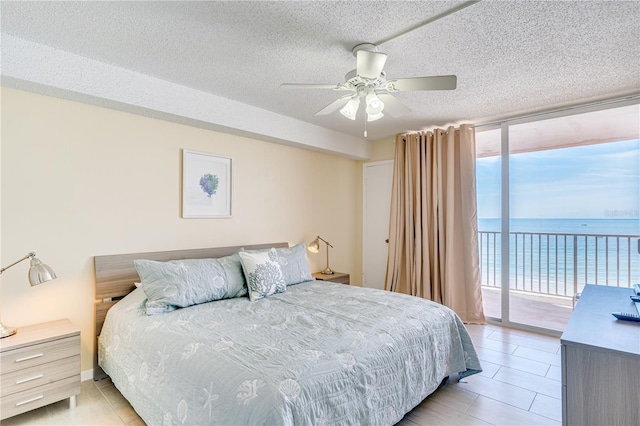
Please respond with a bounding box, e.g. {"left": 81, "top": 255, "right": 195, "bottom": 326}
{"left": 560, "top": 284, "right": 640, "bottom": 426}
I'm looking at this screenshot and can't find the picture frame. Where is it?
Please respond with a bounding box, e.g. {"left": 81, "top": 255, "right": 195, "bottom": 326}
{"left": 182, "top": 150, "right": 232, "bottom": 218}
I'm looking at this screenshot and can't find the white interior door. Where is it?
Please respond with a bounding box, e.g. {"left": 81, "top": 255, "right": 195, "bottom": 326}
{"left": 363, "top": 160, "right": 394, "bottom": 289}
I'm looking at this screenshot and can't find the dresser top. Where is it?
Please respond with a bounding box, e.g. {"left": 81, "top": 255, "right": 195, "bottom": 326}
{"left": 0, "top": 318, "right": 79, "bottom": 353}
{"left": 561, "top": 285, "right": 640, "bottom": 357}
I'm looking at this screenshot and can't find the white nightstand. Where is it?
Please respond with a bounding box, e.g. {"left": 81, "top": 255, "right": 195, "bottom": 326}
{"left": 0, "top": 319, "right": 80, "bottom": 420}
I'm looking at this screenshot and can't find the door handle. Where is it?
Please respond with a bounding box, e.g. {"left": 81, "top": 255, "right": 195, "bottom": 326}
{"left": 385, "top": 239, "right": 389, "bottom": 244}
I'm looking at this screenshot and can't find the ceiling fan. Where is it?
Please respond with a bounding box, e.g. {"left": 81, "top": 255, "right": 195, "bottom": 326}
{"left": 280, "top": 43, "right": 457, "bottom": 134}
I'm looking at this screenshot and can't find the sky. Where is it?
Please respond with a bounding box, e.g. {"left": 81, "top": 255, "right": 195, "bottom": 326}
{"left": 476, "top": 139, "right": 640, "bottom": 219}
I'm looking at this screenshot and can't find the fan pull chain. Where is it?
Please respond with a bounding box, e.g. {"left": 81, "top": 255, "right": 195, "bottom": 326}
{"left": 364, "top": 113, "right": 368, "bottom": 138}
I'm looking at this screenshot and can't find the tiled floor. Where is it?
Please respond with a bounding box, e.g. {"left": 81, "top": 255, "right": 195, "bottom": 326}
{"left": 4, "top": 324, "right": 562, "bottom": 426}
{"left": 1, "top": 377, "right": 144, "bottom": 426}
{"left": 398, "top": 323, "right": 562, "bottom": 426}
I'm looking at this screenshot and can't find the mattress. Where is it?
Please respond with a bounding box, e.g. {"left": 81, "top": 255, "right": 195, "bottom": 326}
{"left": 98, "top": 280, "right": 481, "bottom": 425}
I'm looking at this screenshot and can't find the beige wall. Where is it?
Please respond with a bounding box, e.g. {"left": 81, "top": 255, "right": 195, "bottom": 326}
{"left": 0, "top": 87, "right": 359, "bottom": 373}
{"left": 369, "top": 136, "right": 396, "bottom": 162}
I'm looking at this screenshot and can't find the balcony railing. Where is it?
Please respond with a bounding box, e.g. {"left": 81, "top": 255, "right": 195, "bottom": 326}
{"left": 478, "top": 231, "right": 640, "bottom": 298}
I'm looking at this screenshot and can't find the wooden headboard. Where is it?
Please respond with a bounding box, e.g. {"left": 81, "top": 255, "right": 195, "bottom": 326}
{"left": 93, "top": 242, "right": 289, "bottom": 380}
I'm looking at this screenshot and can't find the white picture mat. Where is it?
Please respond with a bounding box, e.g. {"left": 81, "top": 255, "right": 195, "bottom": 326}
{"left": 182, "top": 150, "right": 232, "bottom": 218}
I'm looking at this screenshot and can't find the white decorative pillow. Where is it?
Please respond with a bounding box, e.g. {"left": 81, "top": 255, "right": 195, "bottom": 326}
{"left": 238, "top": 248, "right": 286, "bottom": 301}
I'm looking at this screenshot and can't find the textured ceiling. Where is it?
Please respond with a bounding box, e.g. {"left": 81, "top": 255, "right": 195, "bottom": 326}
{"left": 2, "top": 1, "right": 639, "bottom": 141}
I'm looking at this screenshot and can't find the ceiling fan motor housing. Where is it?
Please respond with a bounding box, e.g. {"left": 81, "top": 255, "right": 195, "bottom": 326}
{"left": 351, "top": 43, "right": 379, "bottom": 56}
{"left": 344, "top": 69, "right": 386, "bottom": 92}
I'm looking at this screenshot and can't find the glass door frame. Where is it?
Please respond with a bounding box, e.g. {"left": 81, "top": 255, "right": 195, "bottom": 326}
{"left": 479, "top": 97, "right": 640, "bottom": 336}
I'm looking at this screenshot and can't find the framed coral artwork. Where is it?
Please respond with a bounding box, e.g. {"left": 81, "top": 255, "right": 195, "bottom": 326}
{"left": 182, "top": 150, "right": 232, "bottom": 218}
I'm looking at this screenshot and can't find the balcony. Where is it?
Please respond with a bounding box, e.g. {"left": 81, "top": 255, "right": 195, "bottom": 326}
{"left": 478, "top": 230, "right": 640, "bottom": 331}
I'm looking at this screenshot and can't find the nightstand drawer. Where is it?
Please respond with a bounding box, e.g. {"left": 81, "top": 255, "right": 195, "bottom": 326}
{"left": 312, "top": 271, "right": 350, "bottom": 285}
{"left": 0, "top": 375, "right": 80, "bottom": 420}
{"left": 0, "top": 335, "right": 80, "bottom": 374}
{"left": 0, "top": 355, "right": 80, "bottom": 398}
{"left": 328, "top": 274, "right": 350, "bottom": 284}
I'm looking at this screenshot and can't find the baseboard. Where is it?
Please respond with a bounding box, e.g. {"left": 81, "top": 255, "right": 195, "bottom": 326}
{"left": 81, "top": 369, "right": 94, "bottom": 382}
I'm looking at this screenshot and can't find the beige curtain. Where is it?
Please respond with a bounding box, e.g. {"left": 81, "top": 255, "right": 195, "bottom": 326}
{"left": 385, "top": 124, "right": 485, "bottom": 324}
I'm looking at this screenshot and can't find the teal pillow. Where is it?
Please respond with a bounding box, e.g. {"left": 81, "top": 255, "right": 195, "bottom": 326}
{"left": 134, "top": 253, "right": 247, "bottom": 315}
{"left": 238, "top": 248, "right": 286, "bottom": 301}
{"left": 275, "top": 244, "right": 314, "bottom": 285}
{"left": 242, "top": 244, "right": 313, "bottom": 286}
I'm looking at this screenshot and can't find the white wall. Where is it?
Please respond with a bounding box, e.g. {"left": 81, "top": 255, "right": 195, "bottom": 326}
{"left": 0, "top": 87, "right": 359, "bottom": 373}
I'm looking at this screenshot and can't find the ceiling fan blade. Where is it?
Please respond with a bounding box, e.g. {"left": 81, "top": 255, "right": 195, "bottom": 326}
{"left": 388, "top": 75, "right": 457, "bottom": 91}
{"left": 376, "top": 93, "right": 411, "bottom": 117}
{"left": 356, "top": 50, "right": 387, "bottom": 79}
{"left": 280, "top": 83, "right": 346, "bottom": 90}
{"left": 315, "top": 95, "right": 353, "bottom": 115}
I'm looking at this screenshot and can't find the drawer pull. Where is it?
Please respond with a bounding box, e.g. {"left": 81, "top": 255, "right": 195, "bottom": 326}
{"left": 15, "top": 353, "right": 44, "bottom": 363}
{"left": 15, "top": 394, "right": 44, "bottom": 407}
{"left": 16, "top": 373, "right": 45, "bottom": 384}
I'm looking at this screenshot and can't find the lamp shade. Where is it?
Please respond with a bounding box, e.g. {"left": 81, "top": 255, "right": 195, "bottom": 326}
{"left": 307, "top": 237, "right": 320, "bottom": 253}
{"left": 365, "top": 93, "right": 384, "bottom": 115}
{"left": 367, "top": 111, "right": 384, "bottom": 122}
{"left": 340, "top": 98, "right": 360, "bottom": 120}
{"left": 28, "top": 256, "right": 57, "bottom": 286}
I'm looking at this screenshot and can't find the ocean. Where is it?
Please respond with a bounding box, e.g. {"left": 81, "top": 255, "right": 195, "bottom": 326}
{"left": 477, "top": 218, "right": 640, "bottom": 296}
{"left": 479, "top": 218, "right": 640, "bottom": 235}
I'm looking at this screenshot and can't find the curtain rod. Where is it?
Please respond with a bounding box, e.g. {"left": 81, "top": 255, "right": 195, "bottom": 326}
{"left": 472, "top": 94, "right": 640, "bottom": 130}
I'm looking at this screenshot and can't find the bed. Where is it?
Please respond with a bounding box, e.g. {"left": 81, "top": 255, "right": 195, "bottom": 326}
{"left": 95, "top": 243, "right": 481, "bottom": 425}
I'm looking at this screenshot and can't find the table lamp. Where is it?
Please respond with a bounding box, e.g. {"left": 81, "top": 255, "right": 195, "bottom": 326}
{"left": 307, "top": 236, "right": 334, "bottom": 275}
{"left": 0, "top": 252, "right": 56, "bottom": 338}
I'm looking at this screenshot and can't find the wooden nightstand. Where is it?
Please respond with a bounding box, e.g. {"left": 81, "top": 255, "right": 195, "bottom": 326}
{"left": 312, "top": 271, "right": 350, "bottom": 285}
{"left": 0, "top": 319, "right": 80, "bottom": 420}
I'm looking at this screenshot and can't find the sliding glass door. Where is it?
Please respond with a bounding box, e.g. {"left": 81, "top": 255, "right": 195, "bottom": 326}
{"left": 476, "top": 128, "right": 502, "bottom": 321}
{"left": 476, "top": 101, "right": 640, "bottom": 332}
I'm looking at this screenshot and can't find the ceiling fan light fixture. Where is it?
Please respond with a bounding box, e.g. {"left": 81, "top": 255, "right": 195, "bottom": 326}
{"left": 281, "top": 41, "right": 458, "bottom": 134}
{"left": 340, "top": 98, "right": 360, "bottom": 120}
{"left": 365, "top": 93, "right": 384, "bottom": 115}
{"left": 367, "top": 111, "right": 384, "bottom": 122}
